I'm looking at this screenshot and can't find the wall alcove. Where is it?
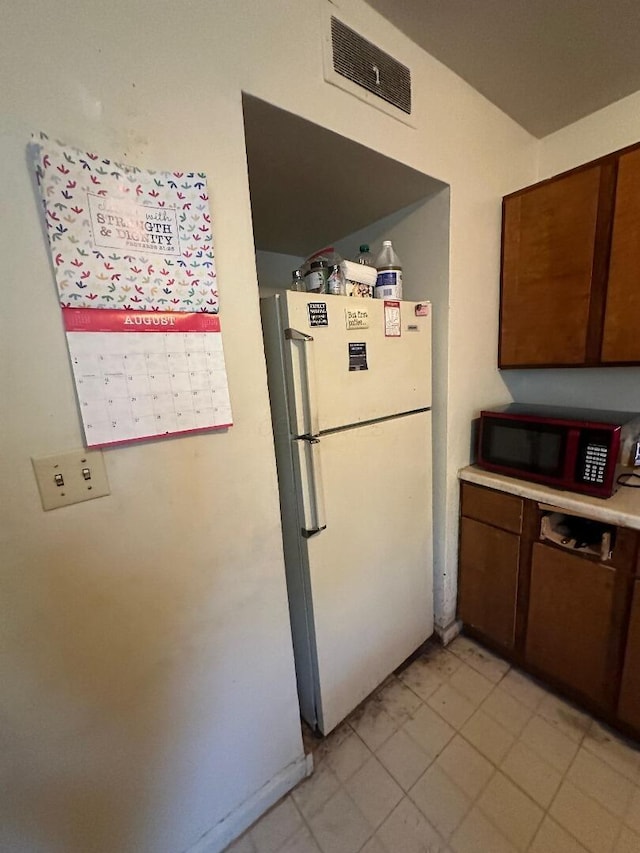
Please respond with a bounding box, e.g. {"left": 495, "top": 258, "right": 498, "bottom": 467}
{"left": 241, "top": 92, "right": 451, "bottom": 636}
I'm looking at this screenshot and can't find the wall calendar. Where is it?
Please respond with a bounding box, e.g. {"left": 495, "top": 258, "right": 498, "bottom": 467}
{"left": 32, "top": 133, "right": 233, "bottom": 446}
{"left": 64, "top": 309, "right": 232, "bottom": 447}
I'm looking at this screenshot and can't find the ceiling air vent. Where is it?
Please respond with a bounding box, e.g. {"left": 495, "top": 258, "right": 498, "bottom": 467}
{"left": 329, "top": 16, "right": 412, "bottom": 116}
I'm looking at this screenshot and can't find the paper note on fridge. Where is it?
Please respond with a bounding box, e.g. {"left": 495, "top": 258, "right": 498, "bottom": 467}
{"left": 308, "top": 302, "right": 328, "bottom": 327}
{"left": 345, "top": 308, "right": 370, "bottom": 330}
{"left": 348, "top": 342, "right": 368, "bottom": 371}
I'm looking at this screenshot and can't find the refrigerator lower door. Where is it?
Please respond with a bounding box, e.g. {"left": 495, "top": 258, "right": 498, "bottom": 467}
{"left": 301, "top": 410, "right": 433, "bottom": 734}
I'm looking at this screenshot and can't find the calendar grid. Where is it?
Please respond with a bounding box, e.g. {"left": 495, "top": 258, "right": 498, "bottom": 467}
{"left": 64, "top": 310, "right": 232, "bottom": 447}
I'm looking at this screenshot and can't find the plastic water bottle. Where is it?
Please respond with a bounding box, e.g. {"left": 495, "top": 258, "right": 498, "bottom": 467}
{"left": 374, "top": 240, "right": 403, "bottom": 300}
{"left": 356, "top": 244, "right": 374, "bottom": 266}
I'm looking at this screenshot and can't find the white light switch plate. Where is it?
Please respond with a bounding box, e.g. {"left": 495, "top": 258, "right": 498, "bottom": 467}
{"left": 32, "top": 448, "right": 110, "bottom": 510}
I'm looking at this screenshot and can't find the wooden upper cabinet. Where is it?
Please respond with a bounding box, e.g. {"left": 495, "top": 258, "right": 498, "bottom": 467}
{"left": 500, "top": 166, "right": 603, "bottom": 367}
{"left": 602, "top": 148, "right": 640, "bottom": 363}
{"left": 499, "top": 139, "right": 640, "bottom": 368}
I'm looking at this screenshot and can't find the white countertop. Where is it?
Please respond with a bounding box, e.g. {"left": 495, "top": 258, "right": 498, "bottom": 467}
{"left": 459, "top": 465, "right": 640, "bottom": 531}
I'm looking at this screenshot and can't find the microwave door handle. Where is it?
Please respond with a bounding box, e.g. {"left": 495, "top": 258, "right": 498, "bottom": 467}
{"left": 285, "top": 328, "right": 319, "bottom": 437}
{"left": 294, "top": 437, "right": 327, "bottom": 537}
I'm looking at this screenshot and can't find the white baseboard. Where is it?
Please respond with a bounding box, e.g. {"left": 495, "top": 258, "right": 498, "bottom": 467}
{"left": 185, "top": 752, "right": 311, "bottom": 853}
{"left": 434, "top": 619, "right": 462, "bottom": 646}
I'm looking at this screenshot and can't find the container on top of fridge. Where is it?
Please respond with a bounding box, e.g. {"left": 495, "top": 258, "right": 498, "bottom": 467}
{"left": 341, "top": 259, "right": 377, "bottom": 298}
{"left": 375, "top": 240, "right": 403, "bottom": 300}
{"left": 302, "top": 246, "right": 377, "bottom": 298}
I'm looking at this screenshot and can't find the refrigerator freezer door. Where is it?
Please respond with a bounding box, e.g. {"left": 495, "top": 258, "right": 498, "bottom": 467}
{"left": 301, "top": 410, "right": 433, "bottom": 734}
{"left": 281, "top": 292, "right": 431, "bottom": 436}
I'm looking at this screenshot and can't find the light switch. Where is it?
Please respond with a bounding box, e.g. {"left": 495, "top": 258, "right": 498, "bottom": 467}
{"left": 32, "top": 448, "right": 110, "bottom": 510}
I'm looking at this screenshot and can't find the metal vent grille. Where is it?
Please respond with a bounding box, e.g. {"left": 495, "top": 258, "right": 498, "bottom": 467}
{"left": 331, "top": 17, "right": 411, "bottom": 115}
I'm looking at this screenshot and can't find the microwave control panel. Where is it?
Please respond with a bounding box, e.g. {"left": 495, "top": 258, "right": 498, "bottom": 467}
{"left": 575, "top": 426, "right": 614, "bottom": 486}
{"left": 581, "top": 442, "right": 608, "bottom": 484}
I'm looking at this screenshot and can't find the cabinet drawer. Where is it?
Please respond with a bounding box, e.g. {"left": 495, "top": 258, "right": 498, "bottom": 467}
{"left": 461, "top": 482, "right": 523, "bottom": 534}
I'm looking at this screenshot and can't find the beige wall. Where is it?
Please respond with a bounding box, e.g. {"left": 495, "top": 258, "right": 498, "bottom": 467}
{"left": 0, "top": 1, "right": 536, "bottom": 851}
{"left": 538, "top": 89, "right": 640, "bottom": 177}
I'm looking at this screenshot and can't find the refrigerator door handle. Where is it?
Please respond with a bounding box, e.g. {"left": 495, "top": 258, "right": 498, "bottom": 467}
{"left": 284, "top": 327, "right": 319, "bottom": 437}
{"left": 284, "top": 328, "right": 313, "bottom": 342}
{"left": 294, "top": 437, "right": 327, "bottom": 538}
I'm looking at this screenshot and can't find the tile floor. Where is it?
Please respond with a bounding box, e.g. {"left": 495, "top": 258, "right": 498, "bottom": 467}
{"left": 224, "top": 635, "right": 640, "bottom": 853}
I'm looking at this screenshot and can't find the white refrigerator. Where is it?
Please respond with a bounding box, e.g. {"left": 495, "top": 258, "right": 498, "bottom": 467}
{"left": 261, "top": 291, "right": 433, "bottom": 735}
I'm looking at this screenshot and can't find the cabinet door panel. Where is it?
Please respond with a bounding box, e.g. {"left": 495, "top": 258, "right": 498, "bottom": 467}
{"left": 618, "top": 580, "right": 640, "bottom": 730}
{"left": 526, "top": 543, "right": 614, "bottom": 705}
{"left": 458, "top": 517, "right": 519, "bottom": 649}
{"left": 500, "top": 167, "right": 601, "bottom": 366}
{"left": 602, "top": 148, "right": 640, "bottom": 363}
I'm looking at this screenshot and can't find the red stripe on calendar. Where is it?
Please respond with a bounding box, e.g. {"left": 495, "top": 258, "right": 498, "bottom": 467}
{"left": 62, "top": 308, "right": 221, "bottom": 333}
{"left": 88, "top": 422, "right": 233, "bottom": 449}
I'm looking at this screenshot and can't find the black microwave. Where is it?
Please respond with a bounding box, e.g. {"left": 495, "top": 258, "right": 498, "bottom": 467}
{"left": 477, "top": 404, "right": 640, "bottom": 498}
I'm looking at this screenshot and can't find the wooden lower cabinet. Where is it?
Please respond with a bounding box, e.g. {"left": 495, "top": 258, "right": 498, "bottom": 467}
{"left": 458, "top": 479, "right": 640, "bottom": 738}
{"left": 526, "top": 543, "right": 615, "bottom": 706}
{"left": 458, "top": 516, "right": 519, "bottom": 650}
{"left": 618, "top": 580, "right": 640, "bottom": 729}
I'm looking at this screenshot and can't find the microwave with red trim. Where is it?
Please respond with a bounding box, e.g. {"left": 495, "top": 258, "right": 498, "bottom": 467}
{"left": 477, "top": 404, "right": 640, "bottom": 498}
